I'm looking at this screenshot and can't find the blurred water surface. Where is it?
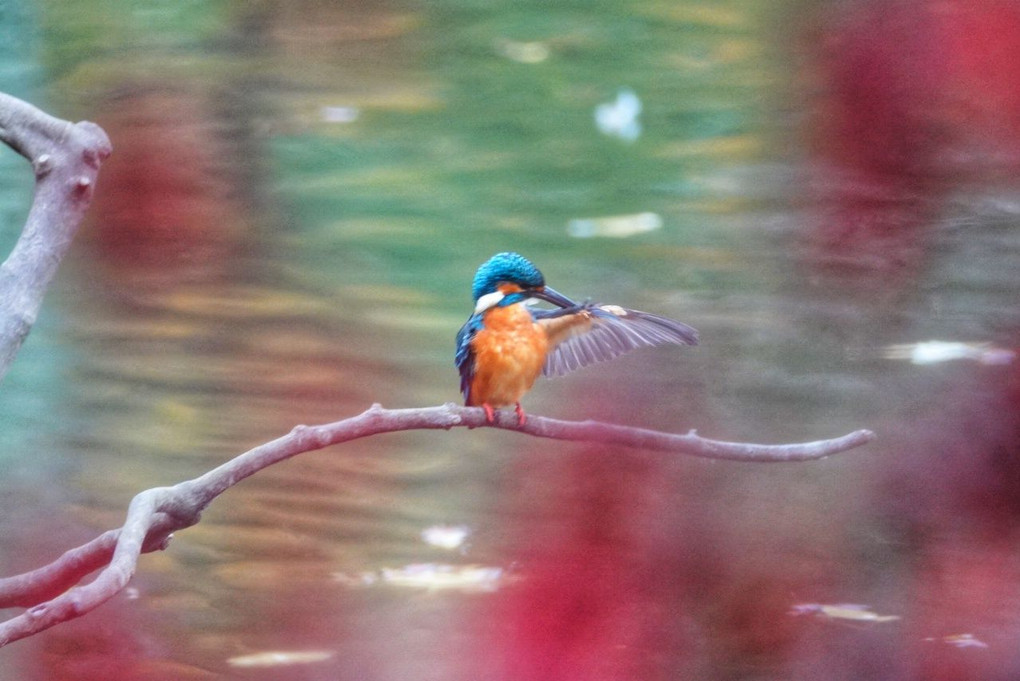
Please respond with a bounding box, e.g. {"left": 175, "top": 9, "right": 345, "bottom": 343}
{"left": 1, "top": 1, "right": 1019, "bottom": 679}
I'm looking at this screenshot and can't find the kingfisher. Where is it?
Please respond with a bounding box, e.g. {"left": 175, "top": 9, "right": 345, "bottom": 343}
{"left": 455, "top": 252, "right": 698, "bottom": 424}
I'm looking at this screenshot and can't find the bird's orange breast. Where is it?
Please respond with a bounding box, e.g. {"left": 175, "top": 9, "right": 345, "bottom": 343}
{"left": 467, "top": 304, "right": 548, "bottom": 407}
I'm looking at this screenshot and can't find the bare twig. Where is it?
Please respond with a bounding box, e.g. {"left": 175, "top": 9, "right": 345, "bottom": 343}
{"left": 0, "top": 403, "right": 875, "bottom": 646}
{"left": 0, "top": 92, "right": 111, "bottom": 382}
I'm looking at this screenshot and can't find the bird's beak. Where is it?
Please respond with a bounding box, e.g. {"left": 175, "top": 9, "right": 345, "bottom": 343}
{"left": 530, "top": 286, "right": 577, "bottom": 309}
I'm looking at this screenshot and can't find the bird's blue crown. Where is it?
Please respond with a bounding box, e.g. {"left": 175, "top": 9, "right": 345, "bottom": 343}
{"left": 471, "top": 252, "right": 545, "bottom": 302}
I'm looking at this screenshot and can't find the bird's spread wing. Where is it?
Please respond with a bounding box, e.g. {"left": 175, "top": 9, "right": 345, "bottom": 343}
{"left": 535, "top": 303, "right": 698, "bottom": 377}
{"left": 455, "top": 313, "right": 484, "bottom": 400}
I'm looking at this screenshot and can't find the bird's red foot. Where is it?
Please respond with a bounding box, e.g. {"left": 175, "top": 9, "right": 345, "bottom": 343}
{"left": 481, "top": 403, "right": 496, "bottom": 423}
{"left": 514, "top": 402, "right": 526, "bottom": 426}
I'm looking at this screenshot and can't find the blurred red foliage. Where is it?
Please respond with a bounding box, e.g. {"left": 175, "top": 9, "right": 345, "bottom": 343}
{"left": 806, "top": 0, "right": 1020, "bottom": 277}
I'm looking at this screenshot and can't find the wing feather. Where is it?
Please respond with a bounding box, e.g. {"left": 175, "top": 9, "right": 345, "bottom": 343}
{"left": 455, "top": 314, "right": 484, "bottom": 399}
{"left": 538, "top": 304, "right": 698, "bottom": 377}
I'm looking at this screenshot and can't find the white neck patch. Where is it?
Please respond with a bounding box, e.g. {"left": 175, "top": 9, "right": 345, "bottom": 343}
{"left": 474, "top": 290, "right": 505, "bottom": 314}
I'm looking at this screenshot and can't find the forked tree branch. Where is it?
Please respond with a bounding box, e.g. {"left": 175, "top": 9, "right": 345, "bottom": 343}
{"left": 0, "top": 92, "right": 111, "bottom": 382}
{"left": 0, "top": 403, "right": 875, "bottom": 646}
{"left": 0, "top": 92, "right": 876, "bottom": 647}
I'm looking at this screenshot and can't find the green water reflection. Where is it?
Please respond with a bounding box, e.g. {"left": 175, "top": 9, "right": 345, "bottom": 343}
{"left": 2, "top": 0, "right": 1019, "bottom": 679}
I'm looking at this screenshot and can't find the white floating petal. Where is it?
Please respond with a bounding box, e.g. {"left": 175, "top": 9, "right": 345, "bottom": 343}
{"left": 567, "top": 211, "right": 662, "bottom": 238}
{"left": 595, "top": 88, "right": 642, "bottom": 141}
{"left": 421, "top": 524, "right": 471, "bottom": 550}
{"left": 227, "top": 650, "right": 334, "bottom": 668}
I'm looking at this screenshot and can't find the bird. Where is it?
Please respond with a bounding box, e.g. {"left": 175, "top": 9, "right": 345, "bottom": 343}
{"left": 455, "top": 252, "right": 698, "bottom": 424}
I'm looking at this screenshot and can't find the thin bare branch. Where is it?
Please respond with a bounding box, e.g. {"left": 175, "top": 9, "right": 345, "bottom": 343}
{"left": 0, "top": 403, "right": 876, "bottom": 646}
{"left": 0, "top": 92, "right": 111, "bottom": 382}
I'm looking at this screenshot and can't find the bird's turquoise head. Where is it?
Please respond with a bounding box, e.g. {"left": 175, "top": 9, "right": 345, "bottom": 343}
{"left": 470, "top": 252, "right": 580, "bottom": 314}
{"left": 472, "top": 251, "right": 544, "bottom": 298}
